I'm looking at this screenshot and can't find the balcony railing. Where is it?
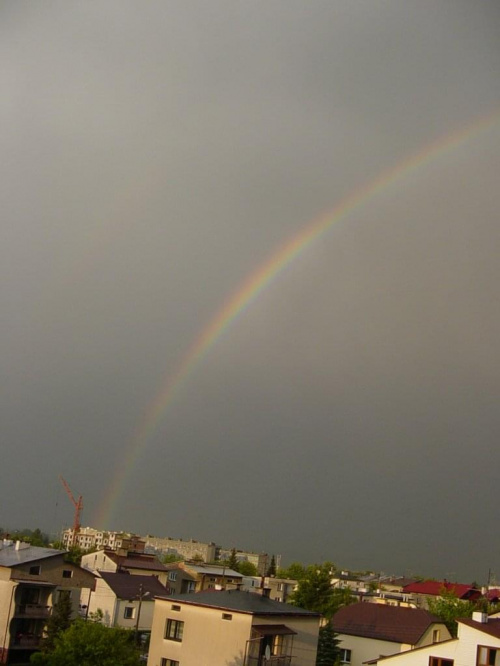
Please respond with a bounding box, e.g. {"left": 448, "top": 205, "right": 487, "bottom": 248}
{"left": 245, "top": 656, "right": 292, "bottom": 666}
{"left": 15, "top": 604, "right": 51, "bottom": 618}
{"left": 12, "top": 635, "right": 42, "bottom": 648}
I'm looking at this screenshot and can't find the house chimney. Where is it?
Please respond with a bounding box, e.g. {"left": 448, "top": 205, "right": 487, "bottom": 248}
{"left": 473, "top": 611, "right": 488, "bottom": 624}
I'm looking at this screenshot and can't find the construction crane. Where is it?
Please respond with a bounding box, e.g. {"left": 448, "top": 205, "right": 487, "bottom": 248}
{"left": 59, "top": 475, "right": 83, "bottom": 534}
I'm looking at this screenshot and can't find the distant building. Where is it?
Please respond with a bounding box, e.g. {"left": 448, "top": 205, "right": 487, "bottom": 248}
{"left": 218, "top": 549, "right": 280, "bottom": 576}
{"left": 0, "top": 540, "right": 95, "bottom": 664}
{"left": 144, "top": 536, "right": 218, "bottom": 563}
{"left": 402, "top": 580, "right": 481, "bottom": 609}
{"left": 163, "top": 562, "right": 243, "bottom": 595}
{"left": 147, "top": 588, "right": 320, "bottom": 666}
{"left": 81, "top": 549, "right": 169, "bottom": 587}
{"left": 61, "top": 527, "right": 145, "bottom": 553}
{"left": 242, "top": 576, "right": 298, "bottom": 603}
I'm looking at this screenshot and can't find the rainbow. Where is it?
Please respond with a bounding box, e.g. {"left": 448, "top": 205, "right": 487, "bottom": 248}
{"left": 94, "top": 108, "right": 500, "bottom": 528}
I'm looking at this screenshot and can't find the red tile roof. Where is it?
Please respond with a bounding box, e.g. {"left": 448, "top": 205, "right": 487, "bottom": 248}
{"left": 403, "top": 581, "right": 480, "bottom": 600}
{"left": 332, "top": 603, "right": 445, "bottom": 645}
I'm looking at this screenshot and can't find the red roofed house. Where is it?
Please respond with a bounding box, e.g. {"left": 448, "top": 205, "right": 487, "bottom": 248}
{"left": 331, "top": 602, "right": 451, "bottom": 666}
{"left": 402, "top": 580, "right": 481, "bottom": 609}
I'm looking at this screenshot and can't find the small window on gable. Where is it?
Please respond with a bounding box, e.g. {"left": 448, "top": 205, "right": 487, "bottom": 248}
{"left": 29, "top": 565, "right": 41, "bottom": 576}
{"left": 171, "top": 604, "right": 181, "bottom": 612}
{"left": 62, "top": 570, "right": 73, "bottom": 578}
{"left": 124, "top": 606, "right": 135, "bottom": 619}
{"left": 222, "top": 613, "right": 232, "bottom": 620}
{"left": 161, "top": 659, "right": 179, "bottom": 666}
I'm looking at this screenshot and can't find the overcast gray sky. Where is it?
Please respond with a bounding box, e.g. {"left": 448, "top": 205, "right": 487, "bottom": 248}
{"left": 1, "top": 0, "right": 500, "bottom": 582}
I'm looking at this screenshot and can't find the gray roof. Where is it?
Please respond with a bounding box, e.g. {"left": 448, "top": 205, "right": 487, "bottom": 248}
{"left": 184, "top": 564, "right": 242, "bottom": 577}
{"left": 164, "top": 589, "right": 320, "bottom": 616}
{"left": 0, "top": 544, "right": 65, "bottom": 568}
{"left": 99, "top": 572, "right": 167, "bottom": 599}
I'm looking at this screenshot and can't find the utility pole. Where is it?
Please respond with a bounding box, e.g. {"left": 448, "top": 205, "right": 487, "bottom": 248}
{"left": 134, "top": 584, "right": 150, "bottom": 646}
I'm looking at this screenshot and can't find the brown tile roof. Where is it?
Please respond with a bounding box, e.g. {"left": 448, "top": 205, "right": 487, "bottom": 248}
{"left": 99, "top": 572, "right": 167, "bottom": 599}
{"left": 458, "top": 617, "right": 500, "bottom": 639}
{"left": 332, "top": 603, "right": 443, "bottom": 644}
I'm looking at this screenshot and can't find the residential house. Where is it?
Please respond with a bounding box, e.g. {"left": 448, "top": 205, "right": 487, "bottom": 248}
{"left": 87, "top": 571, "right": 167, "bottom": 641}
{"left": 402, "top": 580, "right": 481, "bottom": 610}
{"left": 147, "top": 588, "right": 321, "bottom": 666}
{"left": 81, "top": 549, "right": 168, "bottom": 586}
{"left": 370, "top": 611, "right": 500, "bottom": 666}
{"left": 0, "top": 540, "right": 95, "bottom": 664}
{"left": 331, "top": 602, "right": 451, "bottom": 666}
{"left": 163, "top": 562, "right": 242, "bottom": 595}
{"left": 242, "top": 577, "right": 298, "bottom": 603}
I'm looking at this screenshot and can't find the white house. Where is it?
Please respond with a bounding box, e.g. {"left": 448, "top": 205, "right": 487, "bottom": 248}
{"left": 332, "top": 602, "right": 451, "bottom": 666}
{"left": 88, "top": 572, "right": 167, "bottom": 637}
{"left": 370, "top": 612, "right": 500, "bottom": 666}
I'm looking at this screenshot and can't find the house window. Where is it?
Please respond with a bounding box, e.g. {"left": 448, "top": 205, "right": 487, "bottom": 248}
{"left": 165, "top": 619, "right": 184, "bottom": 641}
{"left": 477, "top": 646, "right": 499, "bottom": 666}
{"left": 222, "top": 613, "right": 232, "bottom": 620}
{"left": 277, "top": 583, "right": 283, "bottom": 591}
{"left": 168, "top": 572, "right": 177, "bottom": 582}
{"left": 62, "top": 570, "right": 73, "bottom": 578}
{"left": 340, "top": 648, "right": 352, "bottom": 664}
{"left": 29, "top": 565, "right": 41, "bottom": 575}
{"left": 124, "top": 606, "right": 136, "bottom": 619}
{"left": 161, "top": 660, "right": 179, "bottom": 666}
{"left": 429, "top": 659, "right": 453, "bottom": 666}
{"left": 171, "top": 605, "right": 181, "bottom": 612}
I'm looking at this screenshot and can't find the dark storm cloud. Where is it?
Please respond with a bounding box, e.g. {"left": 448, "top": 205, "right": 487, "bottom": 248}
{"left": 1, "top": 0, "right": 499, "bottom": 580}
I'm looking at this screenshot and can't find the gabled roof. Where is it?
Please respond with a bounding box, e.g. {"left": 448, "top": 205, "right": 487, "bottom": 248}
{"left": 183, "top": 563, "right": 242, "bottom": 578}
{"left": 0, "top": 544, "right": 65, "bottom": 568}
{"left": 403, "top": 580, "right": 480, "bottom": 599}
{"left": 105, "top": 551, "right": 167, "bottom": 572}
{"left": 458, "top": 617, "right": 500, "bottom": 639}
{"left": 332, "top": 603, "right": 444, "bottom": 644}
{"left": 163, "top": 589, "right": 320, "bottom": 616}
{"left": 99, "top": 572, "right": 167, "bottom": 600}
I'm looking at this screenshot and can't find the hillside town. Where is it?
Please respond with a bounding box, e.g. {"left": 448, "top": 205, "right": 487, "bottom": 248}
{"left": 1, "top": 525, "right": 500, "bottom": 665}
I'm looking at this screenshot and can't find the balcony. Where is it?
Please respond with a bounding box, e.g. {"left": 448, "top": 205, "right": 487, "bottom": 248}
{"left": 15, "top": 604, "right": 51, "bottom": 618}
{"left": 11, "top": 635, "right": 42, "bottom": 649}
{"left": 245, "top": 657, "right": 292, "bottom": 666}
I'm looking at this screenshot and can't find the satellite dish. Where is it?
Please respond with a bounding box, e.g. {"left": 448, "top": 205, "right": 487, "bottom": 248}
{"left": 264, "top": 645, "right": 271, "bottom": 660}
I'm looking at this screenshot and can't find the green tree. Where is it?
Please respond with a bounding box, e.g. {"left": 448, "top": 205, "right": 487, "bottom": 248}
{"left": 316, "top": 624, "right": 341, "bottom": 666}
{"left": 227, "top": 548, "right": 239, "bottom": 572}
{"left": 290, "top": 563, "right": 351, "bottom": 619}
{"left": 238, "top": 561, "right": 258, "bottom": 576}
{"left": 426, "top": 589, "right": 475, "bottom": 637}
{"left": 267, "top": 555, "right": 277, "bottom": 577}
{"left": 41, "top": 592, "right": 73, "bottom": 652}
{"left": 31, "top": 620, "right": 141, "bottom": 666}
{"left": 277, "top": 562, "right": 307, "bottom": 581}
{"left": 161, "top": 553, "right": 184, "bottom": 564}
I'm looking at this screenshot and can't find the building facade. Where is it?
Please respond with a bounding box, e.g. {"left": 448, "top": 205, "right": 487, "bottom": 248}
{"left": 0, "top": 540, "right": 95, "bottom": 664}
{"left": 147, "top": 589, "right": 320, "bottom": 666}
